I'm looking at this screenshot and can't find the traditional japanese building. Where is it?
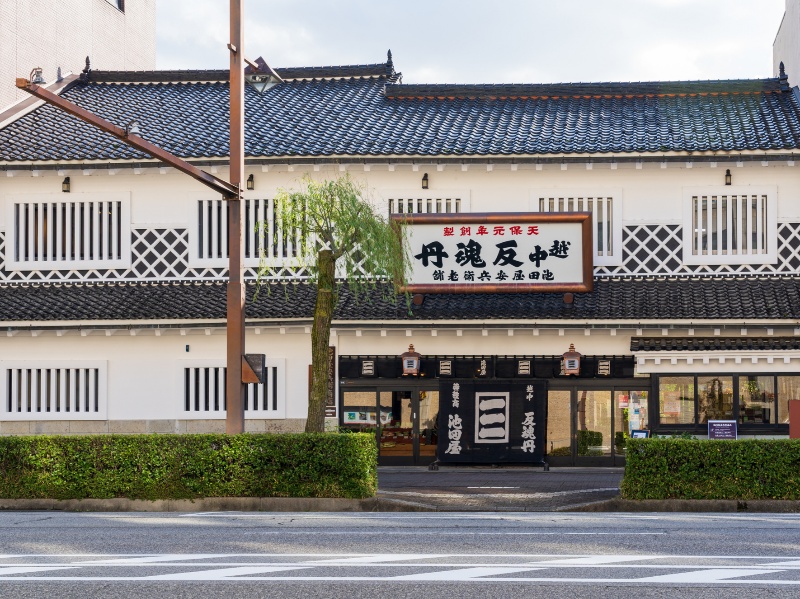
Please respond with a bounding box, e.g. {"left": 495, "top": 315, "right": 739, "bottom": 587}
{"left": 1, "top": 49, "right": 799, "bottom": 465}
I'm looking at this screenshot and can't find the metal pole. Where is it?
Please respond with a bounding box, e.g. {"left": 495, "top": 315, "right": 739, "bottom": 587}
{"left": 226, "top": 0, "right": 246, "bottom": 434}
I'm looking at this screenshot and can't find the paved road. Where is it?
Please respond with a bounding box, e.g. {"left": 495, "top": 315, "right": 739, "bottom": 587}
{"left": 378, "top": 466, "right": 623, "bottom": 510}
{"left": 1, "top": 511, "right": 799, "bottom": 597}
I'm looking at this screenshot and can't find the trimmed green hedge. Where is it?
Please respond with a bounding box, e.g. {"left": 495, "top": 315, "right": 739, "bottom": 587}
{"left": 0, "top": 433, "right": 377, "bottom": 500}
{"left": 621, "top": 438, "right": 800, "bottom": 500}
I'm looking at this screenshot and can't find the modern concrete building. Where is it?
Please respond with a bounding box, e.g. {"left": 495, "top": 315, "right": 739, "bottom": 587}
{"left": 0, "top": 0, "right": 156, "bottom": 109}
{"left": 774, "top": 0, "right": 800, "bottom": 84}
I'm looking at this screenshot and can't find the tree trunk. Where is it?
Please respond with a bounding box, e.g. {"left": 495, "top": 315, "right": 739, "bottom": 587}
{"left": 306, "top": 249, "right": 336, "bottom": 432}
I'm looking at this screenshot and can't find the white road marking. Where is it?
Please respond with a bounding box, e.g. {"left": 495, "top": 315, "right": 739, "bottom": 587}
{"left": 537, "top": 555, "right": 651, "bottom": 565}
{"left": 637, "top": 568, "right": 784, "bottom": 583}
{"left": 0, "top": 567, "right": 77, "bottom": 576}
{"left": 304, "top": 554, "right": 452, "bottom": 564}
{"left": 391, "top": 567, "right": 543, "bottom": 581}
{"left": 80, "top": 554, "right": 231, "bottom": 565}
{"left": 467, "top": 486, "right": 520, "bottom": 489}
{"left": 145, "top": 566, "right": 308, "bottom": 580}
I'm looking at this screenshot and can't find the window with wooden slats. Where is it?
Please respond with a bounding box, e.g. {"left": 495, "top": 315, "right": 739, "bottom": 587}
{"left": 682, "top": 187, "right": 777, "bottom": 265}
{"left": 181, "top": 360, "right": 285, "bottom": 418}
{"left": 5, "top": 195, "right": 131, "bottom": 271}
{"left": 189, "top": 198, "right": 302, "bottom": 268}
{"left": 529, "top": 191, "right": 622, "bottom": 266}
{"left": 1, "top": 362, "right": 107, "bottom": 420}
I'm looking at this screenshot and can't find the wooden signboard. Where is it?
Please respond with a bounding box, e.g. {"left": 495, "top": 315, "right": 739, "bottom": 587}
{"left": 393, "top": 212, "right": 593, "bottom": 294}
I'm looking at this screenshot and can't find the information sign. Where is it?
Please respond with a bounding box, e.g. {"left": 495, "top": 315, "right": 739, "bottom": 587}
{"left": 708, "top": 420, "right": 738, "bottom": 440}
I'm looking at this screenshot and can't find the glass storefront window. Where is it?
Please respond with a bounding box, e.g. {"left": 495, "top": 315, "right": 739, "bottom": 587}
{"left": 341, "top": 391, "right": 378, "bottom": 431}
{"left": 778, "top": 376, "right": 800, "bottom": 425}
{"left": 738, "top": 376, "right": 775, "bottom": 424}
{"left": 578, "top": 390, "right": 612, "bottom": 456}
{"left": 698, "top": 376, "right": 734, "bottom": 422}
{"left": 659, "top": 377, "right": 695, "bottom": 425}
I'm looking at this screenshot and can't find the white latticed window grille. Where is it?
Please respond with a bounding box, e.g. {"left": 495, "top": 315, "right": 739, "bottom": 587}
{"left": 1, "top": 362, "right": 107, "bottom": 420}
{"left": 529, "top": 191, "right": 622, "bottom": 266}
{"left": 389, "top": 196, "right": 465, "bottom": 214}
{"left": 5, "top": 194, "right": 131, "bottom": 270}
{"left": 189, "top": 198, "right": 302, "bottom": 268}
{"left": 182, "top": 360, "right": 285, "bottom": 418}
{"left": 682, "top": 187, "right": 778, "bottom": 265}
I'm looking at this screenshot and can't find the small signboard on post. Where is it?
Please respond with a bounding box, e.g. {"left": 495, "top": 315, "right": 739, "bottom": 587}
{"left": 708, "top": 420, "right": 738, "bottom": 439}
{"left": 393, "top": 213, "right": 593, "bottom": 293}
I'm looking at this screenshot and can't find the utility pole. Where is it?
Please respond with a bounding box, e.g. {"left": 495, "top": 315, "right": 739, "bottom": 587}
{"left": 16, "top": 0, "right": 281, "bottom": 435}
{"left": 226, "top": 0, "right": 246, "bottom": 434}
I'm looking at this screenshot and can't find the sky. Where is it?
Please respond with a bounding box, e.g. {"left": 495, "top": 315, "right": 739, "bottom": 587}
{"left": 157, "top": 0, "right": 788, "bottom": 84}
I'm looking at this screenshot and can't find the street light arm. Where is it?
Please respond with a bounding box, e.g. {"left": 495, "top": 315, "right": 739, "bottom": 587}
{"left": 15, "top": 78, "right": 239, "bottom": 199}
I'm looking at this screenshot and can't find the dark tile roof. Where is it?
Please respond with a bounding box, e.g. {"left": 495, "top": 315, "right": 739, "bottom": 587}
{"left": 83, "top": 62, "right": 395, "bottom": 83}
{"left": 631, "top": 337, "right": 800, "bottom": 351}
{"left": 2, "top": 277, "right": 799, "bottom": 323}
{"left": 2, "top": 56, "right": 800, "bottom": 162}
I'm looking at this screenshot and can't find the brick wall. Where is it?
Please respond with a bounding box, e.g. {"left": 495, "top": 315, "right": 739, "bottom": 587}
{"left": 0, "top": 0, "right": 156, "bottom": 109}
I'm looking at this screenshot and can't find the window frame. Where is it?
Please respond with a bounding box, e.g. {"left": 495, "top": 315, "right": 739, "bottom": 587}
{"left": 4, "top": 193, "right": 132, "bottom": 271}
{"left": 681, "top": 186, "right": 778, "bottom": 265}
{"left": 654, "top": 372, "right": 791, "bottom": 431}
{"left": 528, "top": 189, "right": 623, "bottom": 267}
{"left": 179, "top": 359, "right": 286, "bottom": 419}
{"left": 0, "top": 360, "right": 108, "bottom": 421}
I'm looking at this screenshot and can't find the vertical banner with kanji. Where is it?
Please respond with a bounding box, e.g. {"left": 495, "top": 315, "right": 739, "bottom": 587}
{"left": 437, "top": 379, "right": 547, "bottom": 463}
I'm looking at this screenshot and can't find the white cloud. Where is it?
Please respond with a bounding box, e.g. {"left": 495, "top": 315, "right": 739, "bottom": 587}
{"left": 157, "top": 0, "right": 787, "bottom": 83}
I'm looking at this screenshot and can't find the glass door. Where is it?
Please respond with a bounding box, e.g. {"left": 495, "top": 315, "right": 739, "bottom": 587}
{"left": 575, "top": 390, "right": 612, "bottom": 464}
{"left": 378, "top": 389, "right": 415, "bottom": 462}
{"left": 371, "top": 387, "right": 440, "bottom": 465}
{"left": 547, "top": 387, "right": 626, "bottom": 466}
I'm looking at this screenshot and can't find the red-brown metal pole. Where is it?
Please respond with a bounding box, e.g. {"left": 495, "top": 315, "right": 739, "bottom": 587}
{"left": 14, "top": 81, "right": 238, "bottom": 199}
{"left": 226, "top": 0, "right": 246, "bottom": 434}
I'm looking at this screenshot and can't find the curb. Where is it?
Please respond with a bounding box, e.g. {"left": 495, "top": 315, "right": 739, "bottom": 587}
{"left": 0, "top": 497, "right": 382, "bottom": 513}
{"left": 566, "top": 498, "right": 800, "bottom": 513}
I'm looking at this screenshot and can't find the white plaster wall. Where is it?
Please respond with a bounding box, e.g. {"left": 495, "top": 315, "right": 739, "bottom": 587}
{"left": 336, "top": 329, "right": 633, "bottom": 358}
{"left": 774, "top": 0, "right": 800, "bottom": 86}
{"left": 0, "top": 0, "right": 157, "bottom": 110}
{"left": 2, "top": 160, "right": 799, "bottom": 233}
{"left": 0, "top": 329, "right": 310, "bottom": 420}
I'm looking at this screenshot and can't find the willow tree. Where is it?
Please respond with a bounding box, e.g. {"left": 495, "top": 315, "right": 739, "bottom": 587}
{"left": 258, "top": 175, "right": 410, "bottom": 432}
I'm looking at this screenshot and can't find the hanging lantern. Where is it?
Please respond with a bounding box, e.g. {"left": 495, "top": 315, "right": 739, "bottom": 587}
{"left": 562, "top": 343, "right": 581, "bottom": 376}
{"left": 401, "top": 344, "right": 421, "bottom": 376}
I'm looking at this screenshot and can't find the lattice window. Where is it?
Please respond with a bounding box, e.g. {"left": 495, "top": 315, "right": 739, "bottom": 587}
{"left": 1, "top": 362, "right": 107, "bottom": 420}
{"left": 181, "top": 360, "right": 285, "bottom": 419}
{"left": 682, "top": 187, "right": 778, "bottom": 265}
{"left": 390, "top": 197, "right": 464, "bottom": 214}
{"left": 529, "top": 191, "right": 622, "bottom": 266}
{"left": 5, "top": 194, "right": 131, "bottom": 270}
{"left": 189, "top": 198, "right": 302, "bottom": 268}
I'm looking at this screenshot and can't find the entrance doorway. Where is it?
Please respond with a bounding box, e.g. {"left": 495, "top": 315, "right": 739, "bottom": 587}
{"left": 546, "top": 384, "right": 649, "bottom": 466}
{"left": 340, "top": 385, "right": 439, "bottom": 465}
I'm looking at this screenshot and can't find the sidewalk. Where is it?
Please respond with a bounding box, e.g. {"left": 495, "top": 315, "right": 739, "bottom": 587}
{"left": 377, "top": 466, "right": 623, "bottom": 511}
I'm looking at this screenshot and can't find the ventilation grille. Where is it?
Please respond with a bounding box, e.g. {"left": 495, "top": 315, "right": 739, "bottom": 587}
{"left": 7, "top": 198, "right": 130, "bottom": 270}
{"left": 534, "top": 195, "right": 617, "bottom": 260}
{"left": 183, "top": 366, "right": 279, "bottom": 414}
{"left": 691, "top": 194, "right": 768, "bottom": 257}
{"left": 682, "top": 188, "right": 777, "bottom": 265}
{"left": 193, "top": 199, "right": 302, "bottom": 266}
{"left": 4, "top": 367, "right": 102, "bottom": 417}
{"left": 389, "top": 197, "right": 462, "bottom": 214}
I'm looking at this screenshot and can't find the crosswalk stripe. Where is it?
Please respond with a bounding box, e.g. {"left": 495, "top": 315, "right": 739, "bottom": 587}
{"left": 392, "top": 567, "right": 543, "bottom": 581}
{"left": 637, "top": 568, "right": 784, "bottom": 583}
{"left": 145, "top": 566, "right": 309, "bottom": 580}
